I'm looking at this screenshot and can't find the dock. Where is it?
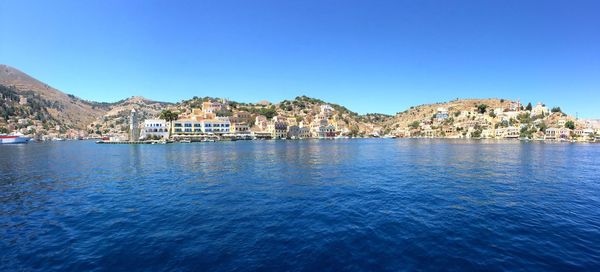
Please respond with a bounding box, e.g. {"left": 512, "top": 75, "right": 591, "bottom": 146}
{"left": 96, "top": 140, "right": 158, "bottom": 144}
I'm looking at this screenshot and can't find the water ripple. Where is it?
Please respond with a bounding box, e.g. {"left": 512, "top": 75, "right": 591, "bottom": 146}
{"left": 1, "top": 139, "right": 600, "bottom": 271}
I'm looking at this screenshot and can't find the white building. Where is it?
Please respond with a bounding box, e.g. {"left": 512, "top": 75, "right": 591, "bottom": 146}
{"left": 504, "top": 126, "right": 520, "bottom": 138}
{"left": 201, "top": 118, "right": 231, "bottom": 134}
{"left": 172, "top": 118, "right": 231, "bottom": 135}
{"left": 435, "top": 107, "right": 449, "bottom": 120}
{"left": 140, "top": 119, "right": 169, "bottom": 139}
{"left": 172, "top": 119, "right": 202, "bottom": 134}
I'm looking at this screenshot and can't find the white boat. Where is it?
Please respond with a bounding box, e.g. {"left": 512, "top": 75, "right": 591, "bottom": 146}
{"left": 0, "top": 134, "right": 31, "bottom": 144}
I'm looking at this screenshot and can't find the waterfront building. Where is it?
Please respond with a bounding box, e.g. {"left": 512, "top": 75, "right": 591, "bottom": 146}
{"left": 423, "top": 129, "right": 435, "bottom": 138}
{"left": 202, "top": 117, "right": 231, "bottom": 134}
{"left": 171, "top": 118, "right": 231, "bottom": 135}
{"left": 545, "top": 128, "right": 559, "bottom": 140}
{"left": 495, "top": 128, "right": 505, "bottom": 138}
{"left": 252, "top": 131, "right": 272, "bottom": 139}
{"left": 299, "top": 126, "right": 311, "bottom": 138}
{"left": 313, "top": 124, "right": 336, "bottom": 138}
{"left": 287, "top": 125, "right": 300, "bottom": 139}
{"left": 231, "top": 122, "right": 250, "bottom": 134}
{"left": 558, "top": 128, "right": 572, "bottom": 139}
{"left": 574, "top": 128, "right": 594, "bottom": 140}
{"left": 129, "top": 109, "right": 139, "bottom": 141}
{"left": 310, "top": 118, "right": 329, "bottom": 137}
{"left": 140, "top": 119, "right": 169, "bottom": 139}
{"left": 504, "top": 126, "right": 520, "bottom": 138}
{"left": 268, "top": 121, "right": 288, "bottom": 139}
{"left": 172, "top": 119, "right": 201, "bottom": 134}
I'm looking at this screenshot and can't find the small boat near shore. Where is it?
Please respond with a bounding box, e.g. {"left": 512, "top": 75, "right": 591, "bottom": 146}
{"left": 0, "top": 134, "right": 31, "bottom": 144}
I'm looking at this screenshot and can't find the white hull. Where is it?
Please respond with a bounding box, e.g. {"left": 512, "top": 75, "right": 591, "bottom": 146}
{"left": 0, "top": 136, "right": 31, "bottom": 144}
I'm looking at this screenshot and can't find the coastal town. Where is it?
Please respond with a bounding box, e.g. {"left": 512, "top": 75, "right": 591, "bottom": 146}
{"left": 3, "top": 89, "right": 600, "bottom": 144}
{"left": 98, "top": 97, "right": 600, "bottom": 144}
{"left": 2, "top": 64, "right": 599, "bottom": 144}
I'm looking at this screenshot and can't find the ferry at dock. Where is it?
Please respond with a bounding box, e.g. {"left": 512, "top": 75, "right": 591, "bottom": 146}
{"left": 0, "top": 134, "right": 31, "bottom": 144}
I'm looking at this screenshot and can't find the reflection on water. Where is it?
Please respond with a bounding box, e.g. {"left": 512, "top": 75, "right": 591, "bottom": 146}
{"left": 1, "top": 139, "right": 600, "bottom": 271}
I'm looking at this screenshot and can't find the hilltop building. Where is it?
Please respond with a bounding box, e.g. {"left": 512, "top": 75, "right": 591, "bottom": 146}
{"left": 531, "top": 103, "right": 548, "bottom": 117}
{"left": 435, "top": 107, "right": 449, "bottom": 120}
{"left": 19, "top": 95, "right": 27, "bottom": 105}
{"left": 202, "top": 100, "right": 223, "bottom": 114}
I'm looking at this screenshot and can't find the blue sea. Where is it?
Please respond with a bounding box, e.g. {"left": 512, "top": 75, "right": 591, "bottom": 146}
{"left": 1, "top": 139, "right": 599, "bottom": 271}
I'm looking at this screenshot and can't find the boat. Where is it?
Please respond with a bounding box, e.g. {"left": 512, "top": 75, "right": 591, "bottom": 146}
{"left": 0, "top": 134, "right": 31, "bottom": 144}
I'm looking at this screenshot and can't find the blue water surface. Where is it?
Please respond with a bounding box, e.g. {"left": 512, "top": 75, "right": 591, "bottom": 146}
{"left": 1, "top": 139, "right": 599, "bottom": 271}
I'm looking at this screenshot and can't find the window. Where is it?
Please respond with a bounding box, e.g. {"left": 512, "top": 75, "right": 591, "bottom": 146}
{"left": 194, "top": 124, "right": 201, "bottom": 127}
{"left": 174, "top": 123, "right": 182, "bottom": 127}
{"left": 184, "top": 123, "right": 192, "bottom": 127}
{"left": 185, "top": 128, "right": 192, "bottom": 132}
{"left": 175, "top": 128, "right": 182, "bottom": 132}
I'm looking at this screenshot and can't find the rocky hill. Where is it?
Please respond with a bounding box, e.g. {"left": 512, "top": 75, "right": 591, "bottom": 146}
{"left": 88, "top": 96, "right": 171, "bottom": 136}
{"left": 383, "top": 98, "right": 511, "bottom": 131}
{"left": 0, "top": 64, "right": 171, "bottom": 137}
{"left": 0, "top": 64, "right": 111, "bottom": 130}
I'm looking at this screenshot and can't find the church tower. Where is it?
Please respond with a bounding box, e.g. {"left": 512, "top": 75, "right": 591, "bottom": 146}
{"left": 130, "top": 109, "right": 139, "bottom": 141}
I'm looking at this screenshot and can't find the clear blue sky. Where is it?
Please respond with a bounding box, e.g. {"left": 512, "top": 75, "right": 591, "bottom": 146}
{"left": 1, "top": 0, "right": 599, "bottom": 117}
